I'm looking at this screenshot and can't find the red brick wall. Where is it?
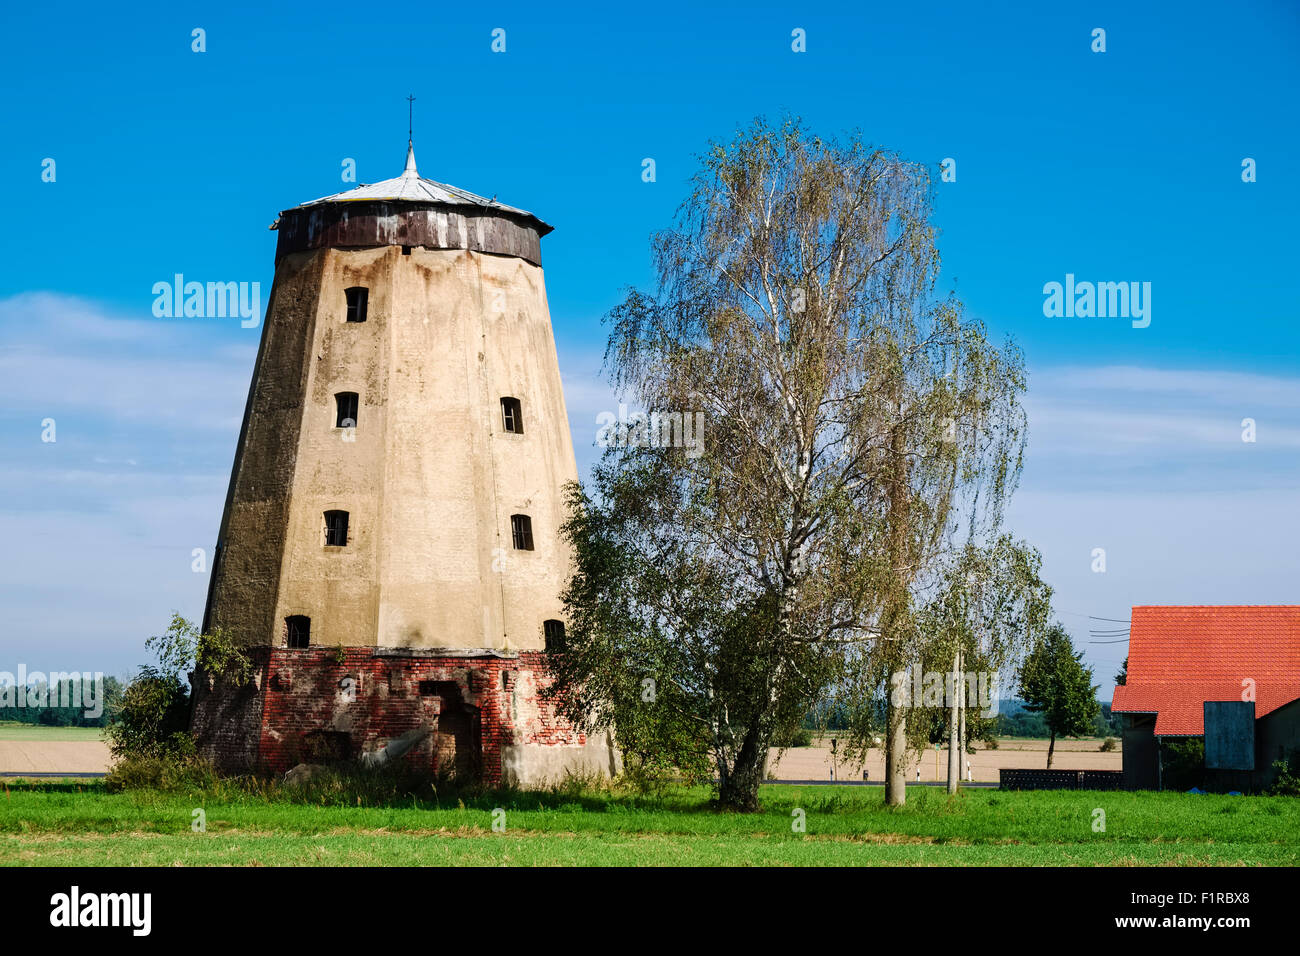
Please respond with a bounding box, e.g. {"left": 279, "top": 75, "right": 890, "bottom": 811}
{"left": 191, "top": 647, "right": 585, "bottom": 782}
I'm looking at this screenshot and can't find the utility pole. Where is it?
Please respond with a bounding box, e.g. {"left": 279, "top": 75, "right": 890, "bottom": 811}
{"left": 959, "top": 646, "right": 966, "bottom": 783}
{"left": 948, "top": 643, "right": 961, "bottom": 793}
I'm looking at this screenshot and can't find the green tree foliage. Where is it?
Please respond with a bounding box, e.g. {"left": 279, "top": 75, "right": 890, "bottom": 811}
{"left": 996, "top": 705, "right": 1050, "bottom": 738}
{"left": 1161, "top": 737, "right": 1206, "bottom": 791}
{"left": 885, "top": 537, "right": 1052, "bottom": 757}
{"left": 1115, "top": 657, "right": 1128, "bottom": 687}
{"left": 992, "top": 700, "right": 1119, "bottom": 739}
{"left": 547, "top": 116, "right": 1039, "bottom": 810}
{"left": 1267, "top": 751, "right": 1300, "bottom": 796}
{"left": 0, "top": 675, "right": 123, "bottom": 727}
{"left": 106, "top": 614, "right": 249, "bottom": 761}
{"left": 1093, "top": 703, "right": 1123, "bottom": 737}
{"left": 1017, "top": 625, "right": 1100, "bottom": 768}
{"left": 106, "top": 668, "right": 194, "bottom": 761}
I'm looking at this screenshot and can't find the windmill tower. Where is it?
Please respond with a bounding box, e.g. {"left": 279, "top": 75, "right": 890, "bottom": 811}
{"left": 192, "top": 134, "right": 615, "bottom": 785}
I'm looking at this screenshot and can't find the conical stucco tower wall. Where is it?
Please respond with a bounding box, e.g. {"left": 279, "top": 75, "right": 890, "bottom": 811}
{"left": 192, "top": 150, "right": 616, "bottom": 785}
{"left": 208, "top": 245, "right": 574, "bottom": 652}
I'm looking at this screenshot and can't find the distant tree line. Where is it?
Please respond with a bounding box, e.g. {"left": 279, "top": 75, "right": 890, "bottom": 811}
{"left": 793, "top": 696, "right": 1121, "bottom": 740}
{"left": 0, "top": 675, "right": 125, "bottom": 727}
{"left": 996, "top": 700, "right": 1121, "bottom": 739}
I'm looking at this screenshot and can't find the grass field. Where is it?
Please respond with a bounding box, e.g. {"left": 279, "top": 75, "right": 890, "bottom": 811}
{"left": 2, "top": 780, "right": 1296, "bottom": 866}
{"left": 0, "top": 723, "right": 105, "bottom": 742}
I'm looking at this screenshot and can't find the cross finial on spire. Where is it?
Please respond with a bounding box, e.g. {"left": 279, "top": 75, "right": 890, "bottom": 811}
{"left": 403, "top": 94, "right": 419, "bottom": 178}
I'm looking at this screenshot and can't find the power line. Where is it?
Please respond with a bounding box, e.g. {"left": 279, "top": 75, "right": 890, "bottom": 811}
{"left": 1057, "top": 609, "right": 1131, "bottom": 624}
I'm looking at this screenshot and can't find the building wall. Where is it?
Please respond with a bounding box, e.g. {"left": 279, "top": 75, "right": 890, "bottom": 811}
{"left": 191, "top": 647, "right": 617, "bottom": 787}
{"left": 205, "top": 243, "right": 577, "bottom": 653}
{"left": 202, "top": 251, "right": 323, "bottom": 639}
{"left": 1256, "top": 697, "right": 1300, "bottom": 787}
{"left": 1121, "top": 713, "right": 1160, "bottom": 789}
{"left": 1120, "top": 700, "right": 1300, "bottom": 791}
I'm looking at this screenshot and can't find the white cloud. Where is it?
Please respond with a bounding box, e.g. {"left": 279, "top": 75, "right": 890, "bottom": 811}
{"left": 1022, "top": 364, "right": 1300, "bottom": 493}
{"left": 0, "top": 292, "right": 254, "bottom": 435}
{"left": 1025, "top": 402, "right": 1300, "bottom": 451}
{"left": 1, "top": 293, "right": 243, "bottom": 672}
{"left": 5, "top": 294, "right": 1297, "bottom": 679}
{"left": 1045, "top": 365, "right": 1300, "bottom": 408}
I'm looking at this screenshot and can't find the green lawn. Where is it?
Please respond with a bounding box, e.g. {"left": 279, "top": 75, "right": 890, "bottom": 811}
{"left": 2, "top": 781, "right": 1296, "bottom": 866}
{"left": 0, "top": 723, "right": 105, "bottom": 742}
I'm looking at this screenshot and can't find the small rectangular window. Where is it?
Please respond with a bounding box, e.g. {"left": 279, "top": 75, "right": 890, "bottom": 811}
{"left": 324, "top": 510, "right": 350, "bottom": 547}
{"left": 345, "top": 287, "right": 369, "bottom": 323}
{"left": 543, "top": 619, "right": 566, "bottom": 651}
{"left": 510, "top": 514, "right": 534, "bottom": 551}
{"left": 501, "top": 397, "right": 523, "bottom": 434}
{"left": 286, "top": 615, "right": 311, "bottom": 648}
{"left": 335, "top": 392, "right": 359, "bottom": 428}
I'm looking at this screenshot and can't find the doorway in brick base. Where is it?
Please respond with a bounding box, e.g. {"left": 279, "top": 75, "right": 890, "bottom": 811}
{"left": 419, "top": 680, "right": 482, "bottom": 780}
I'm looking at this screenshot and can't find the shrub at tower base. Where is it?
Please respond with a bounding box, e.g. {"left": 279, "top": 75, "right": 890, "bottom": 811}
{"left": 543, "top": 115, "right": 1049, "bottom": 812}
{"left": 105, "top": 615, "right": 248, "bottom": 789}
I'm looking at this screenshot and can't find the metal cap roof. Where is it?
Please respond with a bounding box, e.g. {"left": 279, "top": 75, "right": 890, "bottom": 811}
{"left": 293, "top": 143, "right": 550, "bottom": 232}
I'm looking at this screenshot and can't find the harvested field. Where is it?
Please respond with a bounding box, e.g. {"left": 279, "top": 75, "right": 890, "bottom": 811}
{"left": 768, "top": 737, "right": 1122, "bottom": 782}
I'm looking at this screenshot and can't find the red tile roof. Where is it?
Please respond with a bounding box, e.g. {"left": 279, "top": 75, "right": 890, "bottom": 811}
{"left": 1111, "top": 606, "right": 1300, "bottom": 736}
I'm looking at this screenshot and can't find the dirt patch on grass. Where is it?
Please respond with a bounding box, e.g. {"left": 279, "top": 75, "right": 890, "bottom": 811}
{"left": 825, "top": 832, "right": 942, "bottom": 845}
{"left": 323, "top": 825, "right": 498, "bottom": 838}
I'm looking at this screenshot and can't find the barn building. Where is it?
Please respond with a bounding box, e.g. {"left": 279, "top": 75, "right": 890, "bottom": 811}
{"left": 1111, "top": 605, "right": 1300, "bottom": 791}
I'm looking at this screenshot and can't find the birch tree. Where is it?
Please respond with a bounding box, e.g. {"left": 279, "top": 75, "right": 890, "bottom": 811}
{"left": 546, "top": 117, "right": 1033, "bottom": 811}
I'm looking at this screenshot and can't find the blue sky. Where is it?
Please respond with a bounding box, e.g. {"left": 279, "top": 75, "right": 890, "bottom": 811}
{"left": 2, "top": 0, "right": 1298, "bottom": 696}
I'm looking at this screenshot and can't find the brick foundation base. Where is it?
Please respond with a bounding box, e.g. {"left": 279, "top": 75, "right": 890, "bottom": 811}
{"left": 190, "top": 646, "right": 603, "bottom": 785}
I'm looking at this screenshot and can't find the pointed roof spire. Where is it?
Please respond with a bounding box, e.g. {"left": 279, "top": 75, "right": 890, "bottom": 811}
{"left": 286, "top": 94, "right": 550, "bottom": 236}
{"left": 403, "top": 94, "right": 418, "bottom": 178}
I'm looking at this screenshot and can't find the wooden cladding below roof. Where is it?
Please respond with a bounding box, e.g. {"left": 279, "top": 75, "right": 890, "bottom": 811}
{"left": 275, "top": 200, "right": 545, "bottom": 266}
